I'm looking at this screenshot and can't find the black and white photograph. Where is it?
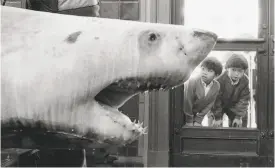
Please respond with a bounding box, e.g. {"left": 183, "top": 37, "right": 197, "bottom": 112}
{"left": 1, "top": 0, "right": 274, "bottom": 167}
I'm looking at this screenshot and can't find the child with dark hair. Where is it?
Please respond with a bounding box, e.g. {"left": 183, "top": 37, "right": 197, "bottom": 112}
{"left": 211, "top": 53, "right": 250, "bottom": 128}
{"left": 184, "top": 57, "right": 223, "bottom": 127}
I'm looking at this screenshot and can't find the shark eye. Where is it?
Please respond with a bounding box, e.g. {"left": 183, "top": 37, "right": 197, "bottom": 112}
{"left": 149, "top": 33, "right": 157, "bottom": 41}
{"left": 138, "top": 30, "right": 162, "bottom": 53}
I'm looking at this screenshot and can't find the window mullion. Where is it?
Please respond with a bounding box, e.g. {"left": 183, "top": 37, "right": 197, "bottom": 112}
{"left": 213, "top": 38, "right": 266, "bottom": 51}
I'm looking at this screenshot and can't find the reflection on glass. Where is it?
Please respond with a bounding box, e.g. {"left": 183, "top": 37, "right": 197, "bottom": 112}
{"left": 186, "top": 51, "right": 257, "bottom": 128}
{"left": 184, "top": 0, "right": 259, "bottom": 38}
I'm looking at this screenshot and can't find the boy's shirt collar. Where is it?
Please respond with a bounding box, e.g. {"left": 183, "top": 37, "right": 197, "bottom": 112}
{"left": 200, "top": 78, "right": 213, "bottom": 96}
{"left": 200, "top": 78, "right": 213, "bottom": 87}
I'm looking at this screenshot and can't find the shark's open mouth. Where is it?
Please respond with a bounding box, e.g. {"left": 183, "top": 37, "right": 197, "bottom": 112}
{"left": 95, "top": 74, "right": 186, "bottom": 109}
{"left": 78, "top": 75, "right": 187, "bottom": 145}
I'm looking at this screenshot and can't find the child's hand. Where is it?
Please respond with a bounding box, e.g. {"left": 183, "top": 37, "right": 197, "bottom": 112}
{"left": 232, "top": 118, "right": 242, "bottom": 127}
{"left": 194, "top": 122, "right": 202, "bottom": 127}
{"left": 212, "top": 119, "right": 223, "bottom": 127}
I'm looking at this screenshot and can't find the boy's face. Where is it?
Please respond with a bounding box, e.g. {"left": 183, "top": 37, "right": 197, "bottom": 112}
{"left": 227, "top": 67, "right": 245, "bottom": 82}
{"left": 200, "top": 66, "right": 216, "bottom": 84}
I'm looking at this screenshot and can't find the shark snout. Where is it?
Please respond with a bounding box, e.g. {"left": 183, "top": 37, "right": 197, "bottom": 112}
{"left": 193, "top": 29, "right": 218, "bottom": 41}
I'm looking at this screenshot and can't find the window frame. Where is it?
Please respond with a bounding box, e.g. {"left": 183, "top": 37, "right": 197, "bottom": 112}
{"left": 169, "top": 0, "right": 271, "bottom": 156}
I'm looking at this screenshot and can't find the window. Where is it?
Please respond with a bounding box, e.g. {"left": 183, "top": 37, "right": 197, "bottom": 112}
{"left": 184, "top": 0, "right": 259, "bottom": 39}
{"left": 189, "top": 51, "right": 257, "bottom": 128}
{"left": 182, "top": 0, "right": 261, "bottom": 129}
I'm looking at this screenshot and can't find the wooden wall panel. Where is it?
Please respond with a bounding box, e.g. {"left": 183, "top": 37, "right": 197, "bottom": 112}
{"left": 181, "top": 138, "right": 257, "bottom": 154}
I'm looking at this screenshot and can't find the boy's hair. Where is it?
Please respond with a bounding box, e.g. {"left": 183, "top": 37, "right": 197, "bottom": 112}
{"left": 201, "top": 57, "right": 223, "bottom": 76}
{"left": 225, "top": 53, "right": 248, "bottom": 70}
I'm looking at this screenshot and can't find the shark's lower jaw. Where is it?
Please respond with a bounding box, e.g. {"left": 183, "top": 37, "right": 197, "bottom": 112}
{"left": 1, "top": 100, "right": 147, "bottom": 148}
{"left": 88, "top": 74, "right": 187, "bottom": 145}
{"left": 2, "top": 75, "right": 187, "bottom": 148}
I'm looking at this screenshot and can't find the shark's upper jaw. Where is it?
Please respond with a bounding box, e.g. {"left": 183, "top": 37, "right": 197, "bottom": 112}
{"left": 94, "top": 72, "right": 188, "bottom": 109}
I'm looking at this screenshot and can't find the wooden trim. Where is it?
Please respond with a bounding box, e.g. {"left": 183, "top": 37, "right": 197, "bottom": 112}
{"left": 171, "top": 153, "right": 267, "bottom": 167}
{"left": 112, "top": 156, "right": 143, "bottom": 167}
{"left": 147, "top": 91, "right": 170, "bottom": 166}
{"left": 139, "top": 0, "right": 157, "bottom": 23}
{"left": 156, "top": 0, "right": 171, "bottom": 24}
{"left": 213, "top": 38, "right": 266, "bottom": 51}
{"left": 138, "top": 0, "right": 146, "bottom": 22}
{"left": 178, "top": 128, "right": 260, "bottom": 156}
{"left": 21, "top": 0, "right": 26, "bottom": 8}
{"left": 180, "top": 127, "right": 259, "bottom": 140}
{"left": 182, "top": 152, "right": 259, "bottom": 157}
{"left": 138, "top": 0, "right": 147, "bottom": 161}
{"left": 217, "top": 38, "right": 266, "bottom": 43}
{"left": 143, "top": 94, "right": 150, "bottom": 165}
{"left": 256, "top": 0, "right": 271, "bottom": 155}
{"left": 267, "top": 0, "right": 274, "bottom": 161}
{"left": 170, "top": 0, "right": 184, "bottom": 25}
{"left": 258, "top": 0, "right": 270, "bottom": 56}
{"left": 268, "top": 56, "right": 274, "bottom": 133}
{"left": 257, "top": 54, "right": 269, "bottom": 131}
{"left": 269, "top": 0, "right": 274, "bottom": 56}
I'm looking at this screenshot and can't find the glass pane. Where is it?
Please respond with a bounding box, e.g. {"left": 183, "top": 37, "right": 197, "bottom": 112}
{"left": 184, "top": 0, "right": 259, "bottom": 38}
{"left": 184, "top": 51, "right": 257, "bottom": 128}
{"left": 100, "top": 0, "right": 140, "bottom": 20}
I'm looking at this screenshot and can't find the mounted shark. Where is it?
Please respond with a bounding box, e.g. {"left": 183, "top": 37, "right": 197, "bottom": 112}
{"left": 1, "top": 6, "right": 218, "bottom": 149}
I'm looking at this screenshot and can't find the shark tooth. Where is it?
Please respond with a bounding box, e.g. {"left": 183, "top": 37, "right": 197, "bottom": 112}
{"left": 143, "top": 126, "right": 148, "bottom": 134}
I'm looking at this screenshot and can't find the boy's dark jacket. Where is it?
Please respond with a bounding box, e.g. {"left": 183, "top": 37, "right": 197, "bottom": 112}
{"left": 211, "top": 71, "right": 250, "bottom": 120}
